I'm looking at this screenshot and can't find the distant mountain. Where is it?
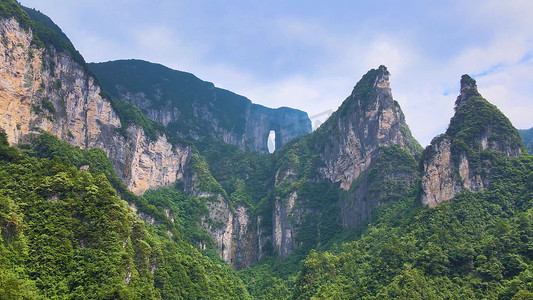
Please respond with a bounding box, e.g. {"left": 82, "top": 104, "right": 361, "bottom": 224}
{"left": 89, "top": 60, "right": 311, "bottom": 153}
{"left": 519, "top": 127, "right": 533, "bottom": 154}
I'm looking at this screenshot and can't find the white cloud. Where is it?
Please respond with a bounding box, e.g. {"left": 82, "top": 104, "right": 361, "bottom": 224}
{"left": 17, "top": 0, "right": 533, "bottom": 145}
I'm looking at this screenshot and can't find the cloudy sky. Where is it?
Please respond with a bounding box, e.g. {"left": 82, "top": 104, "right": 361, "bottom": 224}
{"left": 19, "top": 0, "right": 533, "bottom": 146}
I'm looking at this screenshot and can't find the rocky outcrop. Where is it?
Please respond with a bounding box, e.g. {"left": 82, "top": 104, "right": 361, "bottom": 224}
{"left": 89, "top": 59, "right": 312, "bottom": 153}
{"left": 316, "top": 65, "right": 421, "bottom": 190}
{"left": 421, "top": 136, "right": 469, "bottom": 207}
{"left": 268, "top": 66, "right": 422, "bottom": 258}
{"left": 421, "top": 75, "right": 523, "bottom": 206}
{"left": 0, "top": 17, "right": 194, "bottom": 195}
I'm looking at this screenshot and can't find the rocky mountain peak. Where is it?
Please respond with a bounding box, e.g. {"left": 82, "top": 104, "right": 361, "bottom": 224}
{"left": 312, "top": 66, "right": 421, "bottom": 191}
{"left": 455, "top": 74, "right": 481, "bottom": 109}
{"left": 374, "top": 65, "right": 391, "bottom": 88}
{"left": 422, "top": 74, "right": 523, "bottom": 207}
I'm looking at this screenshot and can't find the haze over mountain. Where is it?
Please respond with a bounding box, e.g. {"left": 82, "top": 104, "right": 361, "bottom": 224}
{"left": 0, "top": 1, "right": 532, "bottom": 299}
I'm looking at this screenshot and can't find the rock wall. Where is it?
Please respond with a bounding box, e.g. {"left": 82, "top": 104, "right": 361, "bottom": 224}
{"left": 89, "top": 59, "right": 312, "bottom": 154}
{"left": 421, "top": 75, "right": 523, "bottom": 206}
{"left": 266, "top": 66, "right": 422, "bottom": 258}
{"left": 0, "top": 17, "right": 192, "bottom": 195}
{"left": 319, "top": 65, "right": 420, "bottom": 190}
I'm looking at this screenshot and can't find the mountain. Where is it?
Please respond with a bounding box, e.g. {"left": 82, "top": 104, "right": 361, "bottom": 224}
{"left": 256, "top": 66, "right": 422, "bottom": 259}
{"left": 1, "top": 1, "right": 532, "bottom": 298}
{"left": 0, "top": 0, "right": 247, "bottom": 272}
{"left": 0, "top": 131, "right": 251, "bottom": 299}
{"left": 89, "top": 60, "right": 312, "bottom": 154}
{"left": 520, "top": 127, "right": 533, "bottom": 154}
{"left": 240, "top": 74, "right": 533, "bottom": 300}
{"left": 421, "top": 75, "right": 524, "bottom": 206}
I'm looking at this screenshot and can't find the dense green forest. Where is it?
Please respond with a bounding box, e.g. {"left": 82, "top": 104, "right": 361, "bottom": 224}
{"left": 0, "top": 131, "right": 249, "bottom": 299}
{"left": 234, "top": 151, "right": 533, "bottom": 299}
{"left": 520, "top": 128, "right": 533, "bottom": 154}
{"left": 1, "top": 1, "right": 533, "bottom": 298}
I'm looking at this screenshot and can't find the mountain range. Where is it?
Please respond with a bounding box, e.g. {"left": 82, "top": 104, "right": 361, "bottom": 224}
{"left": 0, "top": 1, "right": 531, "bottom": 299}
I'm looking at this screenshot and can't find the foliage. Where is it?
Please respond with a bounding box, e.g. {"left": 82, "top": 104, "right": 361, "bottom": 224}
{"left": 293, "top": 153, "right": 533, "bottom": 299}
{"left": 89, "top": 59, "right": 249, "bottom": 137}
{"left": 519, "top": 127, "right": 533, "bottom": 154}
{"left": 0, "top": 132, "right": 249, "bottom": 298}
{"left": 0, "top": 0, "right": 33, "bottom": 32}
{"left": 446, "top": 94, "right": 523, "bottom": 152}
{"left": 194, "top": 137, "right": 275, "bottom": 207}
{"left": 21, "top": 6, "right": 86, "bottom": 67}
{"left": 100, "top": 91, "right": 167, "bottom": 141}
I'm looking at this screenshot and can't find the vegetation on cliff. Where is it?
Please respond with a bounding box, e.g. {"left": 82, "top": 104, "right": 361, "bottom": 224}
{"left": 0, "top": 131, "right": 249, "bottom": 299}
{"left": 0, "top": 2, "right": 532, "bottom": 299}
{"left": 520, "top": 128, "right": 533, "bottom": 154}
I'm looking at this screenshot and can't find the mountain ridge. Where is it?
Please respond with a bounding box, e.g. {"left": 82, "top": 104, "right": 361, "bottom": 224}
{"left": 89, "top": 59, "right": 312, "bottom": 153}
{"left": 0, "top": 1, "right": 532, "bottom": 298}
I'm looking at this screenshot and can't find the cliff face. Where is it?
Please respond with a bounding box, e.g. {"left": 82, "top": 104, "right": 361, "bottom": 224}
{"left": 0, "top": 17, "right": 194, "bottom": 195}
{"left": 89, "top": 60, "right": 312, "bottom": 153}
{"left": 267, "top": 66, "right": 421, "bottom": 258}
{"left": 0, "top": 11, "right": 250, "bottom": 268}
{"left": 421, "top": 75, "right": 524, "bottom": 207}
{"left": 316, "top": 65, "right": 421, "bottom": 190}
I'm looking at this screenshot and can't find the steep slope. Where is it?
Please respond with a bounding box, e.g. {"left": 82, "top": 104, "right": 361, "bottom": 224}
{"left": 0, "top": 2, "right": 250, "bottom": 268}
{"left": 421, "top": 75, "right": 524, "bottom": 206}
{"left": 312, "top": 65, "right": 421, "bottom": 190}
{"left": 237, "top": 74, "right": 533, "bottom": 300}
{"left": 0, "top": 131, "right": 250, "bottom": 299}
{"left": 89, "top": 59, "right": 312, "bottom": 153}
{"left": 293, "top": 153, "right": 533, "bottom": 299}
{"left": 520, "top": 127, "right": 533, "bottom": 154}
{"left": 260, "top": 66, "right": 422, "bottom": 258}
{"left": 0, "top": 6, "right": 192, "bottom": 195}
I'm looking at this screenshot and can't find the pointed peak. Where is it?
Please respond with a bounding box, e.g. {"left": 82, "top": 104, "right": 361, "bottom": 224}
{"left": 375, "top": 65, "right": 390, "bottom": 89}
{"left": 350, "top": 66, "right": 391, "bottom": 100}
{"left": 455, "top": 74, "right": 481, "bottom": 108}
{"left": 377, "top": 65, "right": 390, "bottom": 76}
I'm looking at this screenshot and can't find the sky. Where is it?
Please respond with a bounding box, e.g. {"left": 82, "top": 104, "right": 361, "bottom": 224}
{"left": 19, "top": 0, "right": 533, "bottom": 146}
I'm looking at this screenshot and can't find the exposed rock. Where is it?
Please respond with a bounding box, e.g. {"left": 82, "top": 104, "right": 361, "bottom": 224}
{"left": 268, "top": 66, "right": 421, "bottom": 257}
{"left": 318, "top": 65, "right": 420, "bottom": 190}
{"left": 201, "top": 195, "right": 233, "bottom": 262}
{"left": 421, "top": 136, "right": 463, "bottom": 207}
{"left": 0, "top": 17, "right": 193, "bottom": 196}
{"left": 421, "top": 75, "right": 524, "bottom": 206}
{"left": 231, "top": 205, "right": 257, "bottom": 270}
{"left": 89, "top": 59, "right": 312, "bottom": 153}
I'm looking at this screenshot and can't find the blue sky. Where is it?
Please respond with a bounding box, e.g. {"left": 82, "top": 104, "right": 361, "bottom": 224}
{"left": 19, "top": 0, "right": 533, "bottom": 146}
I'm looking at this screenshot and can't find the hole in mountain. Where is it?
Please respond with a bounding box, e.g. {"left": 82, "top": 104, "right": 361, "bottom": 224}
{"left": 267, "top": 130, "right": 276, "bottom": 153}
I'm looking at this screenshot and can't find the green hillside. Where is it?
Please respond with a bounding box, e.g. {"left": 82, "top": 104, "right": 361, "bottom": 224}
{"left": 0, "top": 131, "right": 249, "bottom": 299}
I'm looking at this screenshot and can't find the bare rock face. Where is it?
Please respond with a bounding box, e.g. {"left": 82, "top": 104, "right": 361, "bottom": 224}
{"left": 421, "top": 136, "right": 467, "bottom": 207}
{"left": 318, "top": 65, "right": 420, "bottom": 190}
{"left": 89, "top": 60, "right": 312, "bottom": 154}
{"left": 421, "top": 75, "right": 523, "bottom": 206}
{"left": 273, "top": 192, "right": 300, "bottom": 258}
{"left": 0, "top": 17, "right": 192, "bottom": 195}
{"left": 268, "top": 66, "right": 421, "bottom": 258}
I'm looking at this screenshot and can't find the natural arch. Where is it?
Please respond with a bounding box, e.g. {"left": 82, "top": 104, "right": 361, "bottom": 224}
{"left": 267, "top": 130, "right": 276, "bottom": 153}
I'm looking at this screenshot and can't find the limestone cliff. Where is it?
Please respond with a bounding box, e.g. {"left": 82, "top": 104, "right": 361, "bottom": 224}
{"left": 0, "top": 9, "right": 250, "bottom": 267}
{"left": 267, "top": 66, "right": 421, "bottom": 257}
{"left": 421, "top": 75, "right": 524, "bottom": 206}
{"left": 0, "top": 16, "right": 193, "bottom": 195}
{"left": 315, "top": 65, "right": 421, "bottom": 190}
{"left": 89, "top": 59, "right": 312, "bottom": 153}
